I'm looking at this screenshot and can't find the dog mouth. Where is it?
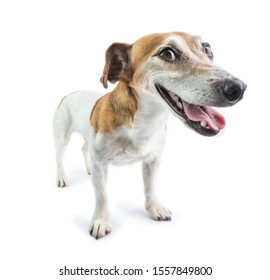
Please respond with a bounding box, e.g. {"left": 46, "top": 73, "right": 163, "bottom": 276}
{"left": 155, "top": 84, "right": 225, "bottom": 136}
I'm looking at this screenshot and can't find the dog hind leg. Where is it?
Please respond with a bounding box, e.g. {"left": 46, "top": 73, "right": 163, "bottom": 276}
{"left": 81, "top": 140, "right": 91, "bottom": 175}
{"left": 53, "top": 105, "right": 72, "bottom": 187}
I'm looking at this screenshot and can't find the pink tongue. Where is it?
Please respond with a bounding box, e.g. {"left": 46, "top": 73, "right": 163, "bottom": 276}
{"left": 182, "top": 100, "right": 225, "bottom": 130}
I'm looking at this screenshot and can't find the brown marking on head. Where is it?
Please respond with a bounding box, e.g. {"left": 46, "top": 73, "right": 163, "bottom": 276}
{"left": 90, "top": 82, "right": 138, "bottom": 133}
{"left": 130, "top": 32, "right": 210, "bottom": 68}
{"left": 130, "top": 33, "right": 168, "bottom": 70}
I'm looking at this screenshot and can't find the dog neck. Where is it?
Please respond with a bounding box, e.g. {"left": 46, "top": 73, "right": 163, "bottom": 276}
{"left": 90, "top": 81, "right": 169, "bottom": 134}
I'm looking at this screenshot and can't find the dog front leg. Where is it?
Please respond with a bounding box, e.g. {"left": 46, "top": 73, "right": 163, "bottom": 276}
{"left": 143, "top": 158, "right": 172, "bottom": 221}
{"left": 89, "top": 162, "right": 111, "bottom": 239}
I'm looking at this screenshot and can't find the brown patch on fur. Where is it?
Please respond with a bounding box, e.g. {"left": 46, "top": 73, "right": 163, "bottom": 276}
{"left": 131, "top": 33, "right": 168, "bottom": 70}
{"left": 90, "top": 82, "right": 138, "bottom": 133}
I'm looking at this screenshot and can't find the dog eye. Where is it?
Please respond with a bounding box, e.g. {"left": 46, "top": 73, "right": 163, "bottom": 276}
{"left": 158, "top": 47, "right": 179, "bottom": 62}
{"left": 202, "top": 43, "right": 213, "bottom": 59}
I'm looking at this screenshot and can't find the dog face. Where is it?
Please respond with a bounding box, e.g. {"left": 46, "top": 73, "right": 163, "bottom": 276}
{"left": 100, "top": 32, "right": 247, "bottom": 136}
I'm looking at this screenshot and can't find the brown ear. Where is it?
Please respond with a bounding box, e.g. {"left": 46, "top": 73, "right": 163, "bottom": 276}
{"left": 100, "top": 43, "right": 132, "bottom": 89}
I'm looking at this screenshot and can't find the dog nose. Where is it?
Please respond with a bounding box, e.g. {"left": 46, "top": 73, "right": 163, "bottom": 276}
{"left": 221, "top": 79, "right": 247, "bottom": 104}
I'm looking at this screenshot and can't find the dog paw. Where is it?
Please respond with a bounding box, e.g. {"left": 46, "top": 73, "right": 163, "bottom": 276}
{"left": 57, "top": 177, "right": 67, "bottom": 188}
{"left": 89, "top": 219, "right": 111, "bottom": 239}
{"left": 146, "top": 203, "right": 172, "bottom": 221}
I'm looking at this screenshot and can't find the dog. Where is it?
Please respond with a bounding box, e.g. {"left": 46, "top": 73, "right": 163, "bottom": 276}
{"left": 53, "top": 32, "right": 246, "bottom": 239}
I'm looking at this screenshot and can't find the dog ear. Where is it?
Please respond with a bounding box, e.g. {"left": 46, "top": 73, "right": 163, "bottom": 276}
{"left": 100, "top": 43, "right": 132, "bottom": 89}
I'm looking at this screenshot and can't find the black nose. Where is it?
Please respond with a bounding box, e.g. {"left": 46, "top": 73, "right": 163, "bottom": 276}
{"left": 221, "top": 79, "right": 247, "bottom": 104}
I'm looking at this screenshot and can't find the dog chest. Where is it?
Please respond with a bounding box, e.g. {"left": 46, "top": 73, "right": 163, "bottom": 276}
{"left": 91, "top": 126, "right": 166, "bottom": 165}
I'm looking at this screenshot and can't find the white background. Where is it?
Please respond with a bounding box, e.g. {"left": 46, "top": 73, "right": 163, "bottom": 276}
{"left": 0, "top": 0, "right": 269, "bottom": 279}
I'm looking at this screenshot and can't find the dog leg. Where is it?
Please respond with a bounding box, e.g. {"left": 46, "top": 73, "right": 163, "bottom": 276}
{"left": 89, "top": 162, "right": 111, "bottom": 239}
{"left": 81, "top": 140, "right": 91, "bottom": 175}
{"left": 143, "top": 159, "right": 172, "bottom": 221}
{"left": 54, "top": 134, "right": 71, "bottom": 187}
{"left": 53, "top": 109, "right": 72, "bottom": 187}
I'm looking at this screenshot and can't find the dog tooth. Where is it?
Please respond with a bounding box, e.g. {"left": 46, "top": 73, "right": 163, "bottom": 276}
{"left": 177, "top": 102, "right": 183, "bottom": 110}
{"left": 171, "top": 94, "right": 178, "bottom": 102}
{"left": 200, "top": 121, "right": 207, "bottom": 127}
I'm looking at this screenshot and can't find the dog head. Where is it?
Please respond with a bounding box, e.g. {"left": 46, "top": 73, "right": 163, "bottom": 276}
{"left": 100, "top": 32, "right": 247, "bottom": 136}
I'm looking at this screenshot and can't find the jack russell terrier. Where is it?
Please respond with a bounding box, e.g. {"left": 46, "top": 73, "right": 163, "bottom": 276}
{"left": 53, "top": 32, "right": 247, "bottom": 239}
